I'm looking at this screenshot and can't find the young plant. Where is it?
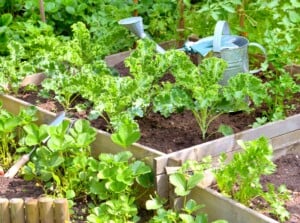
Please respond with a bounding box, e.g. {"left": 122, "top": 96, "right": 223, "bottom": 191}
{"left": 86, "top": 151, "right": 153, "bottom": 223}
{"left": 262, "top": 69, "right": 300, "bottom": 124}
{"left": 154, "top": 50, "right": 267, "bottom": 139}
{"left": 214, "top": 136, "right": 291, "bottom": 222}
{"left": 22, "top": 119, "right": 97, "bottom": 199}
{"left": 146, "top": 158, "right": 228, "bottom": 223}
{"left": 0, "top": 104, "right": 37, "bottom": 169}
{"left": 82, "top": 39, "right": 168, "bottom": 148}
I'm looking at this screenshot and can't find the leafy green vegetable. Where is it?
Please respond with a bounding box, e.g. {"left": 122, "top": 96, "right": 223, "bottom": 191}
{"left": 153, "top": 50, "right": 266, "bottom": 139}
{"left": 214, "top": 136, "right": 291, "bottom": 222}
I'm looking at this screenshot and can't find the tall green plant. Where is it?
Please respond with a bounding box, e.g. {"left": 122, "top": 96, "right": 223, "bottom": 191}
{"left": 153, "top": 50, "right": 267, "bottom": 139}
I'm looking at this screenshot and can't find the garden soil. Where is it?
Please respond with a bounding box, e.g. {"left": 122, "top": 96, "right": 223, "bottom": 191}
{"left": 16, "top": 60, "right": 300, "bottom": 154}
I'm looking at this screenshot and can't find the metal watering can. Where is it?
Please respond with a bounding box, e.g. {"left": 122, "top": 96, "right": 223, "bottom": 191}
{"left": 184, "top": 21, "right": 267, "bottom": 85}
{"left": 119, "top": 17, "right": 266, "bottom": 85}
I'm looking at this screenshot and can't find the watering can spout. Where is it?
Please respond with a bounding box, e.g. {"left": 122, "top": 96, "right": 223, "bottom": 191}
{"left": 119, "top": 16, "right": 166, "bottom": 54}
{"left": 118, "top": 17, "right": 147, "bottom": 39}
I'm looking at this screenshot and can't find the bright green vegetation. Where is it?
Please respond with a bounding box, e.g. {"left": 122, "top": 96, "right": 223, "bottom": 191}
{"left": 0, "top": 103, "right": 37, "bottom": 168}
{"left": 214, "top": 137, "right": 291, "bottom": 222}
{"left": 146, "top": 158, "right": 227, "bottom": 223}
{"left": 0, "top": 106, "right": 228, "bottom": 222}
{"left": 0, "top": 1, "right": 299, "bottom": 146}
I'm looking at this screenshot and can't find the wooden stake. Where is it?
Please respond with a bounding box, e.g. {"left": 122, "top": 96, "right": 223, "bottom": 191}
{"left": 177, "top": 0, "right": 185, "bottom": 47}
{"left": 0, "top": 198, "right": 10, "bottom": 223}
{"left": 10, "top": 198, "right": 25, "bottom": 223}
{"left": 133, "top": 0, "right": 138, "bottom": 16}
{"left": 54, "top": 199, "right": 70, "bottom": 222}
{"left": 25, "top": 198, "right": 39, "bottom": 223}
{"left": 38, "top": 197, "right": 54, "bottom": 223}
{"left": 238, "top": 0, "right": 248, "bottom": 37}
{"left": 39, "top": 0, "right": 46, "bottom": 23}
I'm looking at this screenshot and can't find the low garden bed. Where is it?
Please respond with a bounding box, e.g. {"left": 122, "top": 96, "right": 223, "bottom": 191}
{"left": 155, "top": 116, "right": 300, "bottom": 222}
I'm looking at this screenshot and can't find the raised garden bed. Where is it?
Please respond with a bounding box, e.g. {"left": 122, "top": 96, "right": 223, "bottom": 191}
{"left": 155, "top": 113, "right": 300, "bottom": 222}
{"left": 0, "top": 94, "right": 164, "bottom": 168}
{"left": 1, "top": 47, "right": 300, "bottom": 197}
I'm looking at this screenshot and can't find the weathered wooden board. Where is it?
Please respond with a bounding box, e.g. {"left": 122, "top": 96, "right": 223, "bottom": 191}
{"left": 189, "top": 186, "right": 279, "bottom": 223}
{"left": 155, "top": 113, "right": 300, "bottom": 176}
{"left": 0, "top": 94, "right": 164, "bottom": 167}
{"left": 189, "top": 142, "right": 300, "bottom": 223}
{"left": 155, "top": 118, "right": 300, "bottom": 222}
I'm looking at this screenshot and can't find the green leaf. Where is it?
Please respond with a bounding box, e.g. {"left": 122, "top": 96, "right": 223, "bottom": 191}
{"left": 111, "top": 120, "right": 140, "bottom": 148}
{"left": 66, "top": 6, "right": 75, "bottom": 14}
{"left": 221, "top": 4, "right": 236, "bottom": 13}
{"left": 0, "top": 13, "right": 13, "bottom": 26}
{"left": 170, "top": 173, "right": 189, "bottom": 196}
{"left": 105, "top": 181, "right": 127, "bottom": 193}
{"left": 288, "top": 10, "right": 300, "bottom": 23}
{"left": 179, "top": 213, "right": 194, "bottom": 222}
{"left": 66, "top": 190, "right": 75, "bottom": 199}
{"left": 187, "top": 173, "right": 204, "bottom": 190}
{"left": 49, "top": 156, "right": 64, "bottom": 167}
{"left": 45, "top": 2, "right": 57, "bottom": 12}
{"left": 145, "top": 195, "right": 166, "bottom": 210}
{"left": 130, "top": 160, "right": 151, "bottom": 175}
{"left": 217, "top": 124, "right": 233, "bottom": 136}
{"left": 184, "top": 199, "right": 204, "bottom": 214}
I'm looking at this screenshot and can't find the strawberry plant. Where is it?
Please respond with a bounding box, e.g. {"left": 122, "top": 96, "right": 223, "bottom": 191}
{"left": 86, "top": 151, "right": 153, "bottom": 222}
{"left": 214, "top": 137, "right": 291, "bottom": 222}
{"left": 22, "top": 119, "right": 97, "bottom": 200}
{"left": 0, "top": 104, "right": 37, "bottom": 169}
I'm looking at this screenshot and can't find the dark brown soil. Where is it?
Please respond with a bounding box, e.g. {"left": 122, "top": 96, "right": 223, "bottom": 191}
{"left": 260, "top": 154, "right": 300, "bottom": 222}
{"left": 15, "top": 61, "right": 300, "bottom": 154}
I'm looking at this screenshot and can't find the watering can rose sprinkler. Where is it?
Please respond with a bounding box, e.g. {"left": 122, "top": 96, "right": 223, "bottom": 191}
{"left": 119, "top": 17, "right": 267, "bottom": 85}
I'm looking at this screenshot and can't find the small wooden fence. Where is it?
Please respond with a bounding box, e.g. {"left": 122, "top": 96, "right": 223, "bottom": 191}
{"left": 0, "top": 197, "right": 69, "bottom": 223}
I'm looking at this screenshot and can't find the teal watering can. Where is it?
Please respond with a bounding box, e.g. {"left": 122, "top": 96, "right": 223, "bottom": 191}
{"left": 184, "top": 21, "right": 267, "bottom": 85}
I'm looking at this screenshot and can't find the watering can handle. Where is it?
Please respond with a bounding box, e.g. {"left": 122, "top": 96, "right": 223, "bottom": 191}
{"left": 213, "top": 21, "right": 230, "bottom": 52}
{"left": 248, "top": 42, "right": 267, "bottom": 74}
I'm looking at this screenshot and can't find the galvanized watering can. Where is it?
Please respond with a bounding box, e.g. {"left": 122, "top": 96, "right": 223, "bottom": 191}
{"left": 184, "top": 21, "right": 267, "bottom": 85}
{"left": 119, "top": 17, "right": 267, "bottom": 85}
